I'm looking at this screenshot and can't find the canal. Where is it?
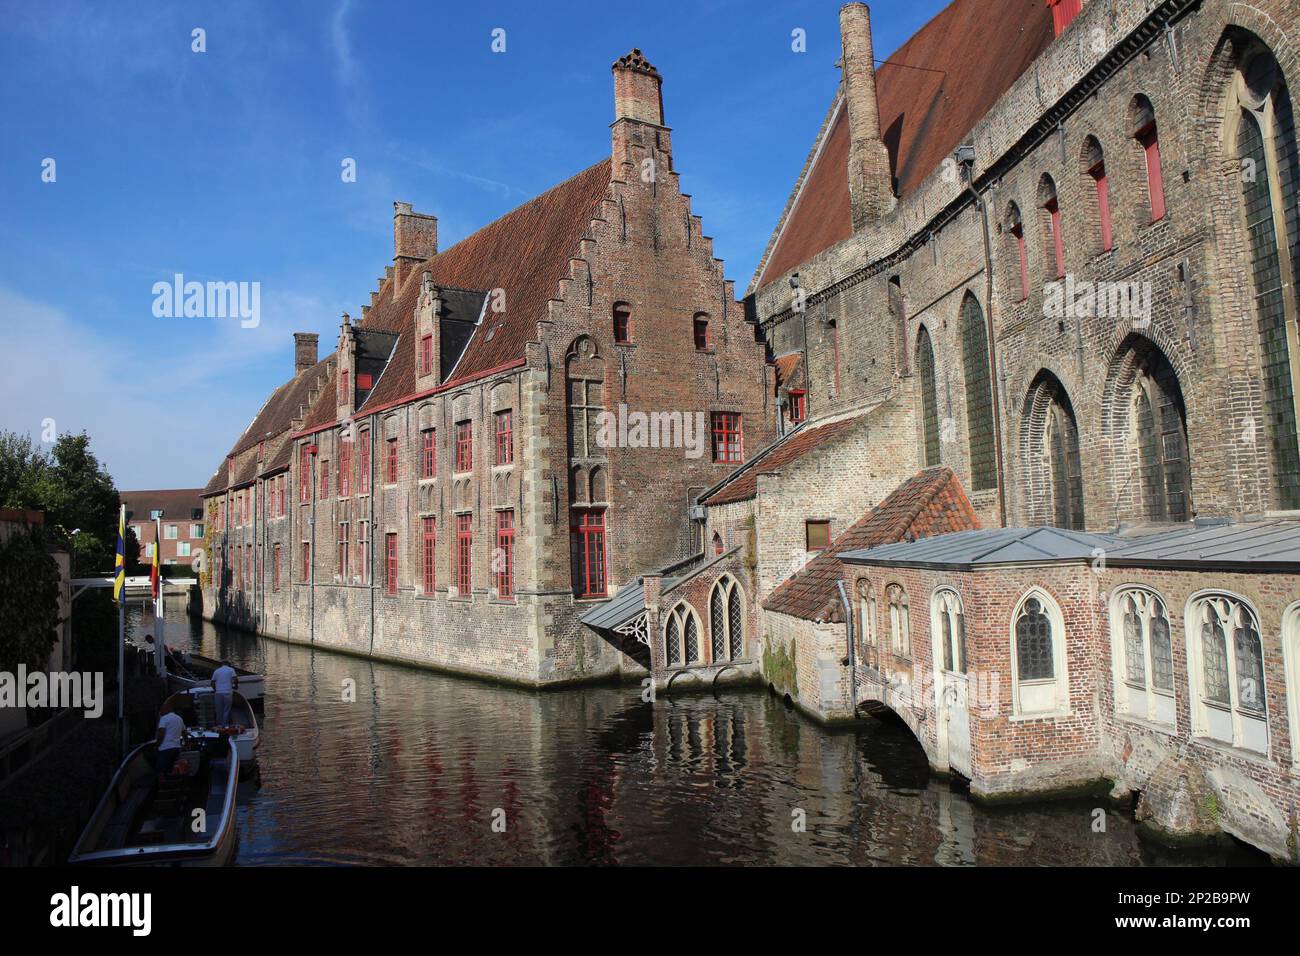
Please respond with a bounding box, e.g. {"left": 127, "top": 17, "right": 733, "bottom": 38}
{"left": 137, "top": 605, "right": 1264, "bottom": 866}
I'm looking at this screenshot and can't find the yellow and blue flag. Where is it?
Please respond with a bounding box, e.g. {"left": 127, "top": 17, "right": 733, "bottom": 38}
{"left": 113, "top": 504, "right": 126, "bottom": 603}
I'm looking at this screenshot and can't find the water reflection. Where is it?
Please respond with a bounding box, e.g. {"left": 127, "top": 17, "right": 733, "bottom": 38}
{"left": 134, "top": 607, "right": 1263, "bottom": 866}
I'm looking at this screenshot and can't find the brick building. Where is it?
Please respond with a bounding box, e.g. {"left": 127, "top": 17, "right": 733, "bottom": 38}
{"left": 713, "top": 0, "right": 1300, "bottom": 858}
{"left": 199, "top": 49, "right": 774, "bottom": 686}
{"left": 120, "top": 489, "right": 205, "bottom": 569}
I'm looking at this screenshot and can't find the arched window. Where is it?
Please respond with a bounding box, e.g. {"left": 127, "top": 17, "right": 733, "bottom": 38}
{"left": 612, "top": 302, "right": 632, "bottom": 344}
{"left": 566, "top": 338, "right": 605, "bottom": 462}
{"left": 712, "top": 531, "right": 724, "bottom": 556}
{"left": 1005, "top": 202, "right": 1030, "bottom": 301}
{"left": 916, "top": 325, "right": 941, "bottom": 467}
{"left": 960, "top": 294, "right": 996, "bottom": 491}
{"left": 1081, "top": 137, "right": 1113, "bottom": 253}
{"left": 1039, "top": 174, "right": 1065, "bottom": 279}
{"left": 1110, "top": 587, "right": 1175, "bottom": 726}
{"left": 887, "top": 584, "right": 911, "bottom": 659}
{"left": 664, "top": 602, "right": 702, "bottom": 667}
{"left": 1024, "top": 372, "right": 1085, "bottom": 529}
{"left": 933, "top": 588, "right": 967, "bottom": 674}
{"left": 856, "top": 579, "right": 878, "bottom": 668}
{"left": 1282, "top": 604, "right": 1300, "bottom": 763}
{"left": 889, "top": 276, "right": 908, "bottom": 374}
{"left": 1011, "top": 589, "right": 1069, "bottom": 715}
{"left": 1131, "top": 95, "right": 1166, "bottom": 222}
{"left": 709, "top": 576, "right": 744, "bottom": 662}
{"left": 1186, "top": 593, "right": 1268, "bottom": 753}
{"left": 1228, "top": 44, "right": 1300, "bottom": 510}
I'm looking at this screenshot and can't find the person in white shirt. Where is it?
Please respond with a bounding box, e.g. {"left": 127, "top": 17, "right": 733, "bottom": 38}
{"left": 211, "top": 661, "right": 238, "bottom": 726}
{"left": 155, "top": 702, "right": 186, "bottom": 775}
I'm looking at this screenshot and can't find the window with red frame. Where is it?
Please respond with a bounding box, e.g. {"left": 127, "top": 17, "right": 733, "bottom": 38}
{"left": 301, "top": 541, "right": 310, "bottom": 582}
{"left": 421, "top": 428, "right": 436, "bottom": 479}
{"left": 420, "top": 334, "right": 433, "bottom": 376}
{"left": 571, "top": 509, "right": 607, "bottom": 598}
{"left": 273, "top": 543, "right": 281, "bottom": 591}
{"left": 456, "top": 513, "right": 472, "bottom": 596}
{"left": 494, "top": 411, "right": 512, "bottom": 465}
{"left": 385, "top": 533, "right": 398, "bottom": 595}
{"left": 319, "top": 460, "right": 329, "bottom": 498}
{"left": 496, "top": 510, "right": 514, "bottom": 599}
{"left": 711, "top": 412, "right": 743, "bottom": 463}
{"left": 788, "top": 390, "right": 807, "bottom": 423}
{"left": 422, "top": 516, "right": 436, "bottom": 594}
{"left": 338, "top": 369, "right": 349, "bottom": 406}
{"left": 386, "top": 438, "right": 398, "bottom": 484}
{"left": 1048, "top": 0, "right": 1082, "bottom": 37}
{"left": 612, "top": 303, "right": 631, "bottom": 344}
{"left": 693, "top": 313, "right": 710, "bottom": 351}
{"left": 338, "top": 521, "right": 350, "bottom": 581}
{"left": 455, "top": 421, "right": 473, "bottom": 472}
{"left": 712, "top": 532, "right": 724, "bottom": 556}
{"left": 300, "top": 447, "right": 312, "bottom": 502}
{"left": 1134, "top": 96, "right": 1166, "bottom": 223}
{"left": 358, "top": 520, "right": 370, "bottom": 584}
{"left": 1084, "top": 138, "right": 1113, "bottom": 252}
{"left": 359, "top": 431, "right": 370, "bottom": 494}
{"left": 339, "top": 438, "right": 351, "bottom": 497}
{"left": 356, "top": 373, "right": 372, "bottom": 391}
{"left": 1041, "top": 177, "right": 1065, "bottom": 279}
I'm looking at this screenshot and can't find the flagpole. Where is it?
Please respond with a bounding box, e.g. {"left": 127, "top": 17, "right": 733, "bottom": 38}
{"left": 154, "top": 515, "right": 166, "bottom": 679}
{"left": 117, "top": 503, "right": 127, "bottom": 761}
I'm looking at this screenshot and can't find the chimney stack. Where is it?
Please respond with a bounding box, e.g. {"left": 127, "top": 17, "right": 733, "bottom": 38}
{"left": 840, "top": 3, "right": 895, "bottom": 228}
{"left": 294, "top": 332, "right": 319, "bottom": 374}
{"left": 612, "top": 48, "right": 663, "bottom": 126}
{"left": 394, "top": 201, "right": 438, "bottom": 286}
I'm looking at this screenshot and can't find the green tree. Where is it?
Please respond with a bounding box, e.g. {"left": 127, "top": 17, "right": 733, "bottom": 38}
{"left": 0, "top": 525, "right": 62, "bottom": 672}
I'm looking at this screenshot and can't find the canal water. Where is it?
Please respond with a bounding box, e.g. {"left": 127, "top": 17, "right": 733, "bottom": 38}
{"left": 136, "top": 605, "right": 1264, "bottom": 866}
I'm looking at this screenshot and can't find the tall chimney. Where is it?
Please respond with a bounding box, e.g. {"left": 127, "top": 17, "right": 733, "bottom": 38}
{"left": 612, "top": 48, "right": 663, "bottom": 126}
{"left": 294, "top": 332, "right": 319, "bottom": 374}
{"left": 394, "top": 201, "right": 438, "bottom": 286}
{"left": 840, "top": 3, "right": 895, "bottom": 228}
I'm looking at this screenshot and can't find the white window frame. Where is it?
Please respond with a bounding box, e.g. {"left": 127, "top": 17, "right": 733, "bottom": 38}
{"left": 1184, "top": 590, "right": 1269, "bottom": 755}
{"left": 1010, "top": 588, "right": 1070, "bottom": 718}
{"left": 1283, "top": 602, "right": 1300, "bottom": 765}
{"left": 164, "top": 524, "right": 179, "bottom": 540}
{"left": 708, "top": 575, "right": 745, "bottom": 663}
{"left": 1108, "top": 585, "right": 1176, "bottom": 730}
{"left": 931, "top": 587, "right": 966, "bottom": 675}
{"left": 663, "top": 602, "right": 703, "bottom": 668}
{"left": 190, "top": 523, "right": 203, "bottom": 538}
{"left": 177, "top": 541, "right": 191, "bottom": 557}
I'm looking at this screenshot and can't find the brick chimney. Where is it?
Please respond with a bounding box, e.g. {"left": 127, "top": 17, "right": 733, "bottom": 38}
{"left": 393, "top": 201, "right": 438, "bottom": 286}
{"left": 611, "top": 48, "right": 670, "bottom": 167}
{"left": 294, "top": 332, "right": 319, "bottom": 374}
{"left": 840, "top": 3, "right": 895, "bottom": 228}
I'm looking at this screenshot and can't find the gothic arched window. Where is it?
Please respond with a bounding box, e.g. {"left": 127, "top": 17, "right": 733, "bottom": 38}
{"left": 856, "top": 579, "right": 878, "bottom": 668}
{"left": 1011, "top": 589, "right": 1068, "bottom": 715}
{"left": 933, "top": 588, "right": 967, "bottom": 674}
{"left": 960, "top": 294, "right": 996, "bottom": 491}
{"left": 916, "top": 325, "right": 941, "bottom": 467}
{"left": 1110, "top": 587, "right": 1175, "bottom": 726}
{"left": 887, "top": 584, "right": 911, "bottom": 659}
{"left": 709, "top": 576, "right": 744, "bottom": 662}
{"left": 1187, "top": 594, "right": 1268, "bottom": 752}
{"left": 664, "top": 602, "right": 702, "bottom": 667}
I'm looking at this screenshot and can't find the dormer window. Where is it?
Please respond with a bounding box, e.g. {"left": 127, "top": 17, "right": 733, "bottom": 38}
{"left": 357, "top": 372, "right": 373, "bottom": 391}
{"left": 420, "top": 334, "right": 433, "bottom": 376}
{"left": 612, "top": 303, "right": 632, "bottom": 344}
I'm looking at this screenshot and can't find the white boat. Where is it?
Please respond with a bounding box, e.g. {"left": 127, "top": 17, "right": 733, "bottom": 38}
{"left": 163, "top": 688, "right": 260, "bottom": 774}
{"left": 167, "top": 654, "right": 265, "bottom": 707}
{"left": 68, "top": 736, "right": 239, "bottom": 866}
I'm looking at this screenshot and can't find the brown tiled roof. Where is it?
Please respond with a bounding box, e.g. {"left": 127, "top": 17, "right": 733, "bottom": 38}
{"left": 773, "top": 351, "right": 804, "bottom": 390}
{"left": 121, "top": 488, "right": 205, "bottom": 522}
{"left": 700, "top": 415, "right": 863, "bottom": 506}
{"left": 762, "top": 467, "right": 980, "bottom": 622}
{"left": 755, "top": 0, "right": 1054, "bottom": 289}
{"left": 343, "top": 159, "right": 614, "bottom": 420}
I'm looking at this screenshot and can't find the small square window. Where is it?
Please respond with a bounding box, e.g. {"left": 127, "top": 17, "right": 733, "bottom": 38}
{"left": 806, "top": 520, "right": 831, "bottom": 552}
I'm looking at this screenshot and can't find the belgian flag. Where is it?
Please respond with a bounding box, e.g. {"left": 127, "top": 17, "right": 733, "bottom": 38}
{"left": 150, "top": 515, "right": 161, "bottom": 600}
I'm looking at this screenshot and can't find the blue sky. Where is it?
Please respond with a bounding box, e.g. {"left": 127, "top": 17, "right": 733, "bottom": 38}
{"left": 0, "top": 0, "right": 947, "bottom": 489}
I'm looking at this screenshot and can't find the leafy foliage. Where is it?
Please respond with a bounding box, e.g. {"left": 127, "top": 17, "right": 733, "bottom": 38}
{"left": 0, "top": 525, "right": 62, "bottom": 672}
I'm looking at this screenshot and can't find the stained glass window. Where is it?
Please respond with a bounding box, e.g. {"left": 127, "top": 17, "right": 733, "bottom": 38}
{"left": 1150, "top": 604, "right": 1173, "bottom": 691}
{"left": 916, "top": 326, "right": 941, "bottom": 467}
{"left": 1016, "top": 597, "right": 1055, "bottom": 681}
{"left": 960, "top": 295, "right": 996, "bottom": 491}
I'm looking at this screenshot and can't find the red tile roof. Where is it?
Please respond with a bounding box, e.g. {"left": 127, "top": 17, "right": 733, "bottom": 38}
{"left": 350, "top": 159, "right": 614, "bottom": 417}
{"left": 773, "top": 351, "right": 804, "bottom": 390}
{"left": 700, "top": 415, "right": 863, "bottom": 506}
{"left": 755, "top": 0, "right": 1054, "bottom": 289}
{"left": 762, "top": 467, "right": 980, "bottom": 622}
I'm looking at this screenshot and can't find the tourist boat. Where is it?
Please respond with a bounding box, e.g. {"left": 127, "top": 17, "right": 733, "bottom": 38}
{"left": 161, "top": 687, "right": 260, "bottom": 773}
{"left": 68, "top": 735, "right": 239, "bottom": 866}
{"left": 166, "top": 654, "right": 265, "bottom": 708}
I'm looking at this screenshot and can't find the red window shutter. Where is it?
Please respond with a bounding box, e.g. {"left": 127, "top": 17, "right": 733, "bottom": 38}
{"left": 385, "top": 533, "right": 398, "bottom": 595}
{"left": 420, "top": 334, "right": 433, "bottom": 376}
{"left": 422, "top": 429, "right": 436, "bottom": 479}
{"left": 571, "top": 509, "right": 607, "bottom": 598}
{"left": 456, "top": 513, "right": 472, "bottom": 595}
{"left": 455, "top": 421, "right": 473, "bottom": 472}
{"left": 1048, "top": 0, "right": 1082, "bottom": 36}
{"left": 789, "top": 390, "right": 806, "bottom": 423}
{"left": 495, "top": 411, "right": 513, "bottom": 465}
{"left": 496, "top": 510, "right": 515, "bottom": 598}
{"left": 1091, "top": 163, "right": 1113, "bottom": 251}
{"left": 356, "top": 373, "right": 372, "bottom": 390}
{"left": 422, "top": 516, "right": 436, "bottom": 594}
{"left": 1140, "top": 126, "right": 1166, "bottom": 222}
{"left": 359, "top": 432, "right": 370, "bottom": 494}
